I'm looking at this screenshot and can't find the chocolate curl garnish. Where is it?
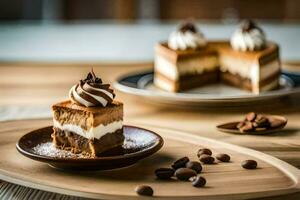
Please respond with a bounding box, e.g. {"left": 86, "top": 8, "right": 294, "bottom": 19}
{"left": 179, "top": 21, "right": 197, "bottom": 33}
{"left": 83, "top": 68, "right": 102, "bottom": 84}
{"left": 241, "top": 19, "right": 263, "bottom": 33}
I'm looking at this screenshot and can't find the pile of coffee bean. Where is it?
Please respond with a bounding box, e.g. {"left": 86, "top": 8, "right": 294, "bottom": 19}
{"left": 152, "top": 148, "right": 233, "bottom": 190}
{"left": 237, "top": 112, "right": 285, "bottom": 133}
{"left": 154, "top": 156, "right": 206, "bottom": 188}
{"left": 136, "top": 147, "right": 258, "bottom": 196}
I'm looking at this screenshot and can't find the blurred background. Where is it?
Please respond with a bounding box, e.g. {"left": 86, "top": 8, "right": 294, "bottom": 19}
{"left": 0, "top": 0, "right": 299, "bottom": 62}
{"left": 1, "top": 0, "right": 300, "bottom": 22}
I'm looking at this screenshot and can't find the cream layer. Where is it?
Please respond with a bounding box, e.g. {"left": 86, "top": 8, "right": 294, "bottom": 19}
{"left": 259, "top": 79, "right": 279, "bottom": 92}
{"left": 259, "top": 59, "right": 280, "bottom": 81}
{"left": 53, "top": 119, "right": 123, "bottom": 140}
{"left": 155, "top": 55, "right": 219, "bottom": 80}
{"left": 154, "top": 76, "right": 176, "bottom": 92}
{"left": 220, "top": 56, "right": 280, "bottom": 84}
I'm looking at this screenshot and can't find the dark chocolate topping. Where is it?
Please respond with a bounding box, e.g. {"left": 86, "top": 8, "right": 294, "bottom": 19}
{"left": 82, "top": 69, "right": 102, "bottom": 84}
{"left": 241, "top": 19, "right": 263, "bottom": 33}
{"left": 179, "top": 21, "right": 198, "bottom": 33}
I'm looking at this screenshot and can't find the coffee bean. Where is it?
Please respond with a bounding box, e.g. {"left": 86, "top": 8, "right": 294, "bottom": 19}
{"left": 185, "top": 161, "right": 202, "bottom": 173}
{"left": 197, "top": 148, "right": 212, "bottom": 157}
{"left": 199, "top": 155, "right": 215, "bottom": 164}
{"left": 135, "top": 185, "right": 153, "bottom": 196}
{"left": 246, "top": 112, "right": 257, "bottom": 122}
{"left": 191, "top": 176, "right": 206, "bottom": 187}
{"left": 241, "top": 160, "right": 257, "bottom": 169}
{"left": 255, "top": 117, "right": 270, "bottom": 127}
{"left": 175, "top": 168, "right": 197, "bottom": 181}
{"left": 269, "top": 118, "right": 285, "bottom": 128}
{"left": 240, "top": 122, "right": 254, "bottom": 132}
{"left": 155, "top": 168, "right": 174, "bottom": 179}
{"left": 171, "top": 157, "right": 189, "bottom": 169}
{"left": 216, "top": 153, "right": 230, "bottom": 162}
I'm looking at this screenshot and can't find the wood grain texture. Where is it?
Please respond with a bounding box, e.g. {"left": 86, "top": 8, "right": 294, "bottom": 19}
{"left": 0, "top": 182, "right": 88, "bottom": 200}
{"left": 0, "top": 119, "right": 299, "bottom": 200}
{"left": 0, "top": 62, "right": 300, "bottom": 199}
{"left": 0, "top": 62, "right": 300, "bottom": 166}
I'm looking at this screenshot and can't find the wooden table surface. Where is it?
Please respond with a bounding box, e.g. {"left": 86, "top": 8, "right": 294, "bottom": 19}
{"left": 0, "top": 62, "right": 300, "bottom": 199}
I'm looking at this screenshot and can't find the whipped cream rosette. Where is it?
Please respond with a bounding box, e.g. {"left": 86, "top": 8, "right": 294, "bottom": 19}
{"left": 168, "top": 22, "right": 207, "bottom": 50}
{"left": 69, "top": 70, "right": 115, "bottom": 107}
{"left": 231, "top": 20, "right": 266, "bottom": 52}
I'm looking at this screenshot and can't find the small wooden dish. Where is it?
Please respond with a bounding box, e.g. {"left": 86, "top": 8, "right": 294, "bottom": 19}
{"left": 217, "top": 115, "right": 287, "bottom": 135}
{"left": 16, "top": 125, "right": 164, "bottom": 170}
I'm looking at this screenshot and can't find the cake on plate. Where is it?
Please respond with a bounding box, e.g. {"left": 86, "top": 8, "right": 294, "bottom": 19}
{"left": 52, "top": 70, "right": 124, "bottom": 157}
{"left": 154, "top": 20, "right": 281, "bottom": 94}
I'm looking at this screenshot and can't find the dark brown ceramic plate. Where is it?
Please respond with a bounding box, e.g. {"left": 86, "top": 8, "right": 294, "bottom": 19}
{"left": 216, "top": 115, "right": 287, "bottom": 135}
{"left": 16, "top": 125, "right": 164, "bottom": 171}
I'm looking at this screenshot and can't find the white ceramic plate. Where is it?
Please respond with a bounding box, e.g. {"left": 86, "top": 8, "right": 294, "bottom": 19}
{"left": 114, "top": 71, "right": 300, "bottom": 107}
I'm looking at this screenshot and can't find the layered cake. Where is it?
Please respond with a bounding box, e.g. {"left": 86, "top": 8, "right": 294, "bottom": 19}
{"left": 154, "top": 20, "right": 281, "bottom": 94}
{"left": 52, "top": 70, "right": 124, "bottom": 157}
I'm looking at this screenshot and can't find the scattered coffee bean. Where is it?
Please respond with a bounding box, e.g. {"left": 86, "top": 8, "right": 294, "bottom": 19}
{"left": 199, "top": 155, "right": 215, "bottom": 164}
{"left": 155, "top": 168, "right": 174, "bottom": 179}
{"left": 171, "top": 157, "right": 190, "bottom": 169}
{"left": 246, "top": 112, "right": 257, "bottom": 122}
{"left": 241, "top": 160, "right": 257, "bottom": 169}
{"left": 191, "top": 176, "right": 206, "bottom": 187}
{"left": 135, "top": 185, "right": 153, "bottom": 196}
{"left": 197, "top": 148, "right": 212, "bottom": 157}
{"left": 216, "top": 153, "right": 230, "bottom": 162}
{"left": 175, "top": 168, "right": 197, "bottom": 181}
{"left": 185, "top": 161, "right": 202, "bottom": 173}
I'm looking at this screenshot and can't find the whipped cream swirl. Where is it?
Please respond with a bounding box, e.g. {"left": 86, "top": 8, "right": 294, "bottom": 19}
{"left": 168, "top": 22, "right": 206, "bottom": 50}
{"left": 230, "top": 20, "right": 266, "bottom": 52}
{"left": 69, "top": 70, "right": 115, "bottom": 107}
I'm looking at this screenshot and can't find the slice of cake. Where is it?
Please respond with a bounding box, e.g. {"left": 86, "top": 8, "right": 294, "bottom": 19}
{"left": 154, "top": 20, "right": 281, "bottom": 94}
{"left": 52, "top": 70, "right": 124, "bottom": 157}
{"left": 222, "top": 20, "right": 280, "bottom": 93}
{"left": 154, "top": 22, "right": 219, "bottom": 92}
{"left": 218, "top": 41, "right": 280, "bottom": 94}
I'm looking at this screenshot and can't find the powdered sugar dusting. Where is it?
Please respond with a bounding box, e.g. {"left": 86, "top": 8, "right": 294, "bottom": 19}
{"left": 33, "top": 142, "right": 90, "bottom": 158}
{"left": 32, "top": 132, "right": 157, "bottom": 158}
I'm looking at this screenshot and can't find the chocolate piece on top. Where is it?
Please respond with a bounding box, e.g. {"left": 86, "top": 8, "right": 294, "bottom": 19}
{"left": 83, "top": 69, "right": 103, "bottom": 84}
{"left": 70, "top": 69, "right": 115, "bottom": 107}
{"left": 179, "top": 21, "right": 197, "bottom": 33}
{"left": 241, "top": 19, "right": 263, "bottom": 33}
